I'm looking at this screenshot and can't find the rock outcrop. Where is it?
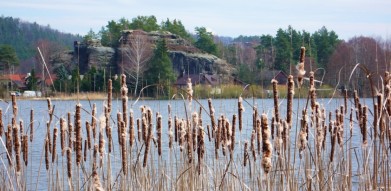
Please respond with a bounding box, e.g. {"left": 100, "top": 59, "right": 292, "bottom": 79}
{"left": 53, "top": 30, "right": 235, "bottom": 80}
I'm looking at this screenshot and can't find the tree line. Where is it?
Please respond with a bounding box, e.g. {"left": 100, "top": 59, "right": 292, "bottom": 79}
{"left": 1, "top": 15, "right": 390, "bottom": 97}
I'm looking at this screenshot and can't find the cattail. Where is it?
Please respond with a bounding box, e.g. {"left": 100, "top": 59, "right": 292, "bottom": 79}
{"left": 107, "top": 79, "right": 112, "bottom": 113}
{"left": 121, "top": 133, "right": 127, "bottom": 175}
{"left": 261, "top": 113, "right": 272, "bottom": 174}
{"left": 192, "top": 112, "right": 198, "bottom": 152}
{"left": 179, "top": 119, "right": 186, "bottom": 152}
{"left": 250, "top": 130, "right": 256, "bottom": 161}
{"left": 75, "top": 104, "right": 82, "bottom": 165}
{"left": 238, "top": 96, "right": 244, "bottom": 131}
{"left": 208, "top": 98, "right": 216, "bottom": 138}
{"left": 0, "top": 109, "right": 3, "bottom": 137}
{"left": 22, "top": 135, "right": 28, "bottom": 166}
{"left": 137, "top": 118, "right": 141, "bottom": 142}
{"left": 45, "top": 138, "right": 49, "bottom": 171}
{"left": 6, "top": 125, "right": 12, "bottom": 165}
{"left": 243, "top": 141, "right": 249, "bottom": 167}
{"left": 197, "top": 125, "right": 205, "bottom": 174}
{"left": 121, "top": 74, "right": 128, "bottom": 128}
{"left": 362, "top": 106, "right": 368, "bottom": 146}
{"left": 330, "top": 124, "right": 337, "bottom": 162}
{"left": 296, "top": 46, "right": 306, "bottom": 86}
{"left": 256, "top": 118, "right": 261, "bottom": 155}
{"left": 231, "top": 114, "right": 236, "bottom": 151}
{"left": 215, "top": 117, "right": 221, "bottom": 159}
{"left": 168, "top": 116, "right": 173, "bottom": 149}
{"left": 13, "top": 125, "right": 21, "bottom": 172}
{"left": 143, "top": 109, "right": 154, "bottom": 167}
{"left": 309, "top": 71, "right": 317, "bottom": 111}
{"left": 92, "top": 170, "right": 104, "bottom": 191}
{"left": 142, "top": 115, "right": 147, "bottom": 143}
{"left": 66, "top": 148, "right": 72, "bottom": 178}
{"left": 117, "top": 112, "right": 123, "bottom": 146}
{"left": 129, "top": 111, "right": 134, "bottom": 148}
{"left": 91, "top": 103, "right": 97, "bottom": 139}
{"left": 287, "top": 75, "right": 294, "bottom": 125}
{"left": 299, "top": 110, "right": 308, "bottom": 158}
{"left": 86, "top": 121, "right": 91, "bottom": 149}
{"left": 19, "top": 120, "right": 23, "bottom": 135}
{"left": 186, "top": 78, "right": 193, "bottom": 103}
{"left": 52, "top": 127, "right": 58, "bottom": 163}
{"left": 187, "top": 118, "right": 194, "bottom": 163}
{"left": 271, "top": 79, "right": 280, "bottom": 122}
{"left": 252, "top": 106, "right": 258, "bottom": 131}
{"left": 46, "top": 121, "right": 52, "bottom": 154}
{"left": 107, "top": 126, "right": 112, "bottom": 153}
{"left": 84, "top": 139, "right": 87, "bottom": 162}
{"left": 99, "top": 116, "right": 105, "bottom": 155}
{"left": 174, "top": 116, "right": 178, "bottom": 142}
{"left": 11, "top": 94, "right": 17, "bottom": 117}
{"left": 93, "top": 144, "right": 98, "bottom": 170}
{"left": 157, "top": 114, "right": 162, "bottom": 156}
{"left": 67, "top": 112, "right": 73, "bottom": 150}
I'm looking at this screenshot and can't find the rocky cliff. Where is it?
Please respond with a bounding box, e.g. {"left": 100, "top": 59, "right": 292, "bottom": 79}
{"left": 52, "top": 30, "right": 235, "bottom": 80}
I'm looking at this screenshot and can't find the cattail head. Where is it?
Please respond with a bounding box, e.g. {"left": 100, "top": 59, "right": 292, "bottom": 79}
{"left": 52, "top": 127, "right": 58, "bottom": 163}
{"left": 92, "top": 170, "right": 104, "bottom": 191}
{"left": 296, "top": 47, "right": 306, "bottom": 86}
{"left": 261, "top": 113, "right": 272, "bottom": 174}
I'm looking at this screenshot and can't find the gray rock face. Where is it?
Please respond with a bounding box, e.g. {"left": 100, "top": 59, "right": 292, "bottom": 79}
{"left": 56, "top": 30, "right": 235, "bottom": 78}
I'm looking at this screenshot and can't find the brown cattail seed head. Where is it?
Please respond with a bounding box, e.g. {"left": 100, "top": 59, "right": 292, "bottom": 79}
{"left": 261, "top": 113, "right": 272, "bottom": 174}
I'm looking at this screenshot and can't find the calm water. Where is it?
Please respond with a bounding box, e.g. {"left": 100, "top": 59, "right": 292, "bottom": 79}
{"left": 0, "top": 97, "right": 376, "bottom": 190}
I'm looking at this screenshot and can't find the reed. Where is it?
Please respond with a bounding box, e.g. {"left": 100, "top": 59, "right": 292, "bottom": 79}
{"left": 2, "top": 53, "right": 391, "bottom": 191}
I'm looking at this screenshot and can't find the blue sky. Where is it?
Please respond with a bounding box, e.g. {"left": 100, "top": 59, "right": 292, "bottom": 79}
{"left": 1, "top": 0, "right": 390, "bottom": 40}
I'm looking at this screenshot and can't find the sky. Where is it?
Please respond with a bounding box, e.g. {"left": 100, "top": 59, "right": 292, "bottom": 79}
{"left": 1, "top": 0, "right": 390, "bottom": 40}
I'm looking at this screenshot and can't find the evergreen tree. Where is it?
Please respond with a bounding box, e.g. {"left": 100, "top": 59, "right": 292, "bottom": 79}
{"left": 145, "top": 39, "right": 175, "bottom": 96}
{"left": 0, "top": 44, "right": 19, "bottom": 71}
{"left": 195, "top": 27, "right": 217, "bottom": 55}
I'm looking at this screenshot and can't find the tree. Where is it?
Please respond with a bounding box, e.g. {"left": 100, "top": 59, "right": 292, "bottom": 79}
{"left": 130, "top": 16, "right": 159, "bottom": 32}
{"left": 161, "top": 19, "right": 193, "bottom": 41}
{"left": 312, "top": 26, "right": 340, "bottom": 69}
{"left": 145, "top": 39, "right": 175, "bottom": 96}
{"left": 0, "top": 44, "right": 19, "bottom": 72}
{"left": 195, "top": 27, "right": 217, "bottom": 55}
{"left": 123, "top": 31, "right": 153, "bottom": 96}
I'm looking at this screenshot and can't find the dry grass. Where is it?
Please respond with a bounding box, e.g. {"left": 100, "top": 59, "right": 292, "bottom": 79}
{"left": 1, "top": 66, "right": 391, "bottom": 191}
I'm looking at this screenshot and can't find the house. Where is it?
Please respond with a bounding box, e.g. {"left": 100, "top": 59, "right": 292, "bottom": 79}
{"left": 0, "top": 74, "right": 56, "bottom": 91}
{"left": 0, "top": 74, "right": 27, "bottom": 90}
{"left": 273, "top": 71, "right": 288, "bottom": 85}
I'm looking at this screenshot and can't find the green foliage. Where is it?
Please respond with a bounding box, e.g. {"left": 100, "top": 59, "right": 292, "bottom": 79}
{"left": 161, "top": 19, "right": 193, "bottom": 42}
{"left": 145, "top": 39, "right": 176, "bottom": 96}
{"left": 83, "top": 29, "right": 99, "bottom": 43}
{"left": 0, "top": 44, "right": 19, "bottom": 70}
{"left": 238, "top": 64, "right": 255, "bottom": 84}
{"left": 312, "top": 26, "right": 340, "bottom": 69}
{"left": 194, "top": 27, "right": 217, "bottom": 55}
{"left": 130, "top": 16, "right": 159, "bottom": 32}
{"left": 0, "top": 16, "right": 79, "bottom": 60}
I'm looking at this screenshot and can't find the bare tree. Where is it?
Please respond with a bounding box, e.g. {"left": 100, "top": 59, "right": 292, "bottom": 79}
{"left": 122, "top": 31, "right": 153, "bottom": 96}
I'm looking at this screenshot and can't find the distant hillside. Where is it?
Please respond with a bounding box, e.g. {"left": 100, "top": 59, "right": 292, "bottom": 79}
{"left": 0, "top": 16, "right": 81, "bottom": 60}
